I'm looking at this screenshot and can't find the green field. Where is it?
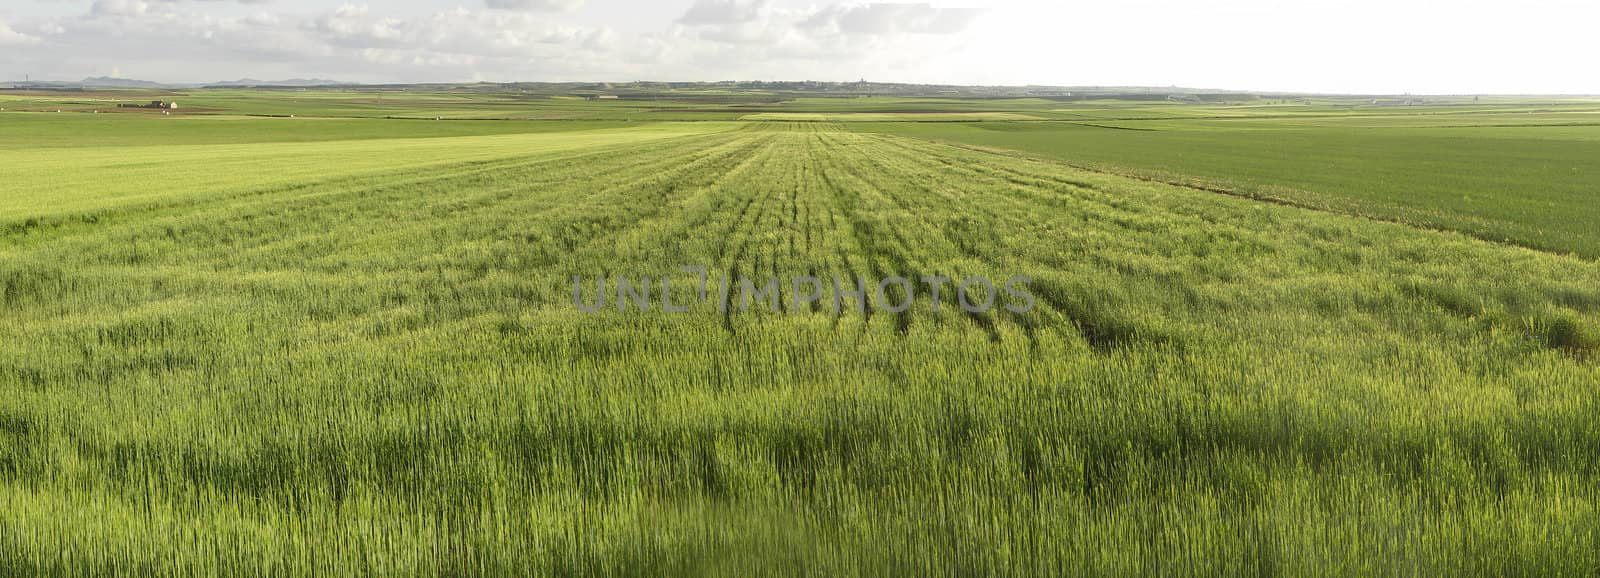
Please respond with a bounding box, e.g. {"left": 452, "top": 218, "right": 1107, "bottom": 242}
{"left": 855, "top": 113, "right": 1600, "bottom": 259}
{"left": 3, "top": 91, "right": 1600, "bottom": 575}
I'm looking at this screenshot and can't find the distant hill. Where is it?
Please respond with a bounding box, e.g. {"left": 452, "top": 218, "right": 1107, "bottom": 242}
{"left": 81, "top": 76, "right": 172, "bottom": 89}
{"left": 0, "top": 77, "right": 348, "bottom": 90}
{"left": 208, "top": 78, "right": 346, "bottom": 88}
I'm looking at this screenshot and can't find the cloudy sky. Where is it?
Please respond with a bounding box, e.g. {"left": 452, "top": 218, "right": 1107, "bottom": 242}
{"left": 0, "top": 0, "right": 1594, "bottom": 93}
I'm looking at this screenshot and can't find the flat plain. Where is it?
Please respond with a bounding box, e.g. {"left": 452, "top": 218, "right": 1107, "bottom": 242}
{"left": 2, "top": 88, "right": 1598, "bottom": 575}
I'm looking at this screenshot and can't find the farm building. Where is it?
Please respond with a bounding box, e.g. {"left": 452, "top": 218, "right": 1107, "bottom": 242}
{"left": 586, "top": 94, "right": 620, "bottom": 101}
{"left": 118, "top": 101, "right": 178, "bottom": 110}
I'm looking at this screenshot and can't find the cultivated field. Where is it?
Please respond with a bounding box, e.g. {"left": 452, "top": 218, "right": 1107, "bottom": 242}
{"left": 862, "top": 120, "right": 1600, "bottom": 258}
{"left": 2, "top": 90, "right": 1598, "bottom": 575}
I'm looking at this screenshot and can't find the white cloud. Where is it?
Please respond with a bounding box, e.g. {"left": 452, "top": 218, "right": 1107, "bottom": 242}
{"left": 678, "top": 0, "right": 768, "bottom": 25}
{"left": 241, "top": 12, "right": 280, "bottom": 27}
{"left": 90, "top": 0, "right": 153, "bottom": 18}
{"left": 0, "top": 19, "right": 42, "bottom": 46}
{"left": 666, "top": 0, "right": 980, "bottom": 80}
{"left": 485, "top": 0, "right": 587, "bottom": 12}
{"left": 0, "top": 2, "right": 632, "bottom": 82}
{"left": 799, "top": 3, "right": 983, "bottom": 37}
{"left": 676, "top": 1, "right": 979, "bottom": 49}
{"left": 1, "top": 2, "right": 984, "bottom": 84}
{"left": 2, "top": 0, "right": 1593, "bottom": 92}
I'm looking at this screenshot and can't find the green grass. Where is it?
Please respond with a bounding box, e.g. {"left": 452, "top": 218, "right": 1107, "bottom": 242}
{"left": 2, "top": 106, "right": 1599, "bottom": 575}
{"left": 858, "top": 120, "right": 1600, "bottom": 258}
